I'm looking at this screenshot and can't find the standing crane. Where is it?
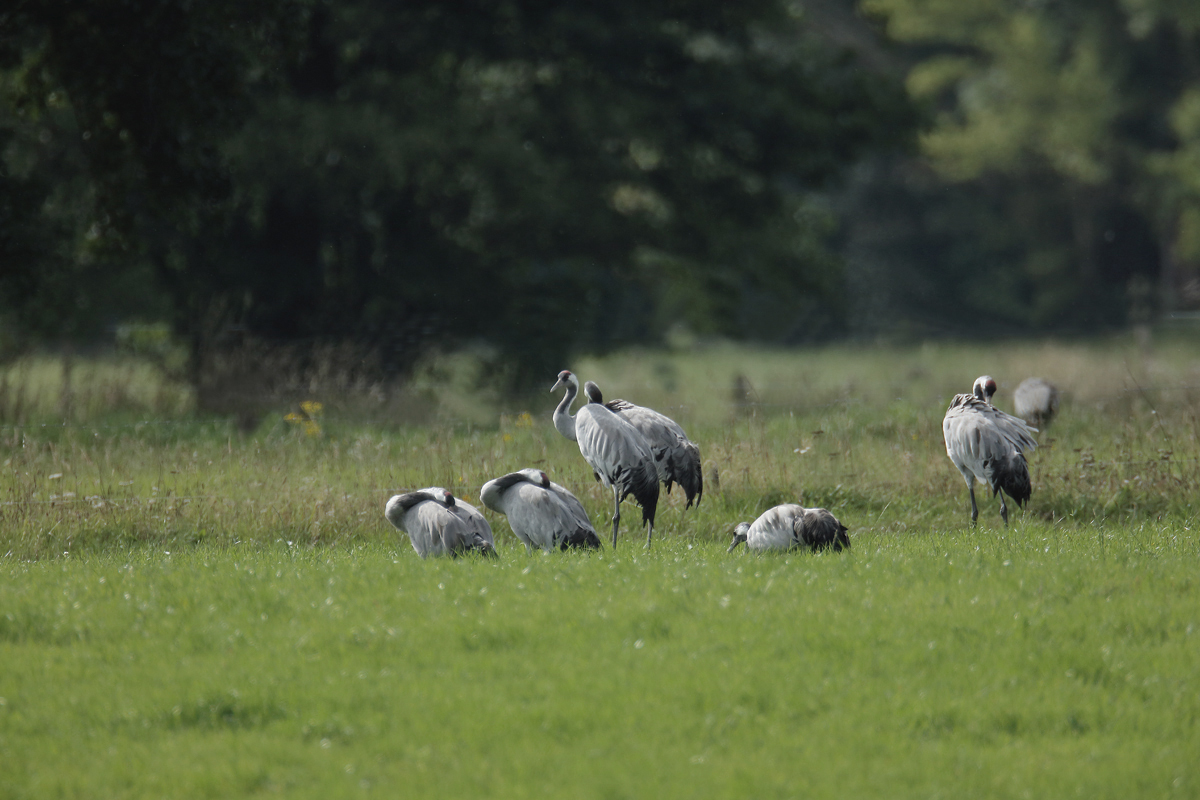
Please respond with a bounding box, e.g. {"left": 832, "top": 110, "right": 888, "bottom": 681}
{"left": 384, "top": 487, "right": 496, "bottom": 558}
{"left": 727, "top": 503, "right": 849, "bottom": 553}
{"left": 942, "top": 375, "right": 1038, "bottom": 525}
{"left": 1013, "top": 377, "right": 1060, "bottom": 429}
{"left": 583, "top": 381, "right": 703, "bottom": 509}
{"left": 480, "top": 468, "right": 601, "bottom": 552}
{"left": 551, "top": 369, "right": 659, "bottom": 549}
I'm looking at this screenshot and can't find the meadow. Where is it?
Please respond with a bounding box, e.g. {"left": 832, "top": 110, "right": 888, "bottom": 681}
{"left": 1, "top": 336, "right": 1199, "bottom": 797}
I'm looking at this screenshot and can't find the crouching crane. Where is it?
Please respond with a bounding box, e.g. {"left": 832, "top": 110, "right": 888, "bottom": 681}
{"left": 943, "top": 375, "right": 1038, "bottom": 525}
{"left": 384, "top": 487, "right": 496, "bottom": 558}
{"left": 480, "top": 468, "right": 601, "bottom": 552}
{"left": 583, "top": 381, "right": 703, "bottom": 509}
{"left": 728, "top": 503, "right": 849, "bottom": 553}
{"left": 551, "top": 370, "right": 659, "bottom": 549}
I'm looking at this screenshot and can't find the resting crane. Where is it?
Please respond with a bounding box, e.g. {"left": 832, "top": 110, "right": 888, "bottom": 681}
{"left": 728, "top": 503, "right": 849, "bottom": 553}
{"left": 583, "top": 381, "right": 703, "bottom": 508}
{"left": 942, "top": 375, "right": 1038, "bottom": 525}
{"left": 1013, "top": 377, "right": 1060, "bottom": 429}
{"left": 551, "top": 370, "right": 659, "bottom": 549}
{"left": 480, "top": 468, "right": 601, "bottom": 552}
{"left": 384, "top": 487, "right": 496, "bottom": 558}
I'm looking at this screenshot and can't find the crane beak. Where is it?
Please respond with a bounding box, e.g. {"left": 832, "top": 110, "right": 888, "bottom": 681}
{"left": 550, "top": 378, "right": 564, "bottom": 392}
{"left": 727, "top": 526, "right": 748, "bottom": 553}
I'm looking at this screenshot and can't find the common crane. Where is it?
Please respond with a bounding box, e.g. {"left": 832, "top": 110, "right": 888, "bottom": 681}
{"left": 1013, "top": 377, "right": 1060, "bottom": 429}
{"left": 384, "top": 487, "right": 496, "bottom": 558}
{"left": 943, "top": 375, "right": 1038, "bottom": 525}
{"left": 480, "top": 468, "right": 602, "bottom": 552}
{"left": 583, "top": 381, "right": 702, "bottom": 508}
{"left": 551, "top": 369, "right": 659, "bottom": 549}
{"left": 727, "top": 503, "right": 849, "bottom": 553}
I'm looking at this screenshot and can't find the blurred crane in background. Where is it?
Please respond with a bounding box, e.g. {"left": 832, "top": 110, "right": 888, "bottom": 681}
{"left": 1013, "top": 377, "right": 1060, "bottom": 430}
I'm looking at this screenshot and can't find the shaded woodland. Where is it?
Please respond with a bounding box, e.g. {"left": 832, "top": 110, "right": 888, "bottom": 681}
{"left": 3, "top": 0, "right": 1200, "bottom": 397}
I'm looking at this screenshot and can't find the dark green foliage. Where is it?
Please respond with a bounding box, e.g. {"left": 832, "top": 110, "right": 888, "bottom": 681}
{"left": 853, "top": 0, "right": 1200, "bottom": 334}
{"left": 214, "top": 0, "right": 914, "bottom": 377}
{"left": 0, "top": 0, "right": 297, "bottom": 350}
{"left": 0, "top": 0, "right": 913, "bottom": 385}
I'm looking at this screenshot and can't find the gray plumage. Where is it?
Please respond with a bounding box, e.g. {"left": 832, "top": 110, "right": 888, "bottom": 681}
{"left": 551, "top": 370, "right": 659, "bottom": 549}
{"left": 1013, "top": 377, "right": 1060, "bottom": 429}
{"left": 727, "top": 504, "right": 849, "bottom": 553}
{"left": 943, "top": 375, "right": 1038, "bottom": 525}
{"left": 583, "top": 381, "right": 703, "bottom": 509}
{"left": 480, "top": 468, "right": 601, "bottom": 552}
{"left": 384, "top": 487, "right": 496, "bottom": 558}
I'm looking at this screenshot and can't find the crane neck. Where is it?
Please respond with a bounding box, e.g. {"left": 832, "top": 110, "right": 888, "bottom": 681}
{"left": 553, "top": 379, "right": 579, "bottom": 442}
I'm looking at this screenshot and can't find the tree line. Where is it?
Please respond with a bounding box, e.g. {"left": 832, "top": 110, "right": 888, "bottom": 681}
{"left": 2, "top": 0, "right": 1198, "bottom": 395}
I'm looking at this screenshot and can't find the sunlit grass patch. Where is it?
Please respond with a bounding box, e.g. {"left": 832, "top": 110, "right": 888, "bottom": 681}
{"left": 0, "top": 352, "right": 193, "bottom": 424}
{"left": 0, "top": 534, "right": 1197, "bottom": 797}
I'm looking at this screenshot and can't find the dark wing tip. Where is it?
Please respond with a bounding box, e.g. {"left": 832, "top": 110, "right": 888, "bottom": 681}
{"left": 797, "top": 509, "right": 850, "bottom": 552}
{"left": 993, "top": 452, "right": 1032, "bottom": 505}
{"left": 632, "top": 463, "right": 660, "bottom": 527}
{"left": 562, "top": 527, "right": 603, "bottom": 550}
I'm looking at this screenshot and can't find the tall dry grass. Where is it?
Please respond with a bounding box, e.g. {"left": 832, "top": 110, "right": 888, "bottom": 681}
{"left": 1, "top": 333, "right": 1198, "bottom": 558}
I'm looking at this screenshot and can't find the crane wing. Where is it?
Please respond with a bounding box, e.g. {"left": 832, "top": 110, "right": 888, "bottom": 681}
{"left": 747, "top": 504, "right": 805, "bottom": 550}
{"left": 546, "top": 480, "right": 601, "bottom": 549}
{"left": 605, "top": 400, "right": 703, "bottom": 506}
{"left": 575, "top": 404, "right": 659, "bottom": 526}
{"left": 944, "top": 394, "right": 1036, "bottom": 461}
{"left": 443, "top": 498, "right": 495, "bottom": 556}
{"left": 943, "top": 394, "right": 1034, "bottom": 504}
{"left": 793, "top": 507, "right": 850, "bottom": 551}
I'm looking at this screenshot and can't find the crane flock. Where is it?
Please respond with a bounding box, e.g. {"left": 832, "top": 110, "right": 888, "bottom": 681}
{"left": 385, "top": 368, "right": 1052, "bottom": 558}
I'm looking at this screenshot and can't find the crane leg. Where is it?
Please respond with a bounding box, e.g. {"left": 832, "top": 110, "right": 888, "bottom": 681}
{"left": 644, "top": 519, "right": 654, "bottom": 549}
{"left": 969, "top": 485, "right": 979, "bottom": 525}
{"left": 611, "top": 487, "right": 621, "bottom": 549}
{"left": 998, "top": 491, "right": 1009, "bottom": 525}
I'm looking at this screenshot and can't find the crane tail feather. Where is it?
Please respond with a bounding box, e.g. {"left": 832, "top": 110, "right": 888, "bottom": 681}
{"left": 794, "top": 509, "right": 850, "bottom": 552}
{"left": 560, "top": 527, "right": 602, "bottom": 550}
{"left": 992, "top": 452, "right": 1032, "bottom": 507}
{"left": 625, "top": 461, "right": 659, "bottom": 528}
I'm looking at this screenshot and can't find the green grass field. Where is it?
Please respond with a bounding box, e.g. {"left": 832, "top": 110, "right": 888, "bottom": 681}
{"left": 1, "top": 337, "right": 1199, "bottom": 797}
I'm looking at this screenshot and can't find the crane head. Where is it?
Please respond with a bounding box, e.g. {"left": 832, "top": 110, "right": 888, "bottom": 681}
{"left": 973, "top": 375, "right": 997, "bottom": 403}
{"left": 728, "top": 522, "right": 750, "bottom": 553}
{"left": 583, "top": 381, "right": 603, "bottom": 404}
{"left": 516, "top": 467, "right": 552, "bottom": 489}
{"left": 551, "top": 370, "right": 578, "bottom": 393}
{"left": 441, "top": 490, "right": 456, "bottom": 508}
